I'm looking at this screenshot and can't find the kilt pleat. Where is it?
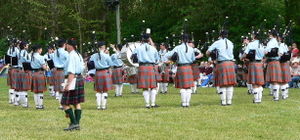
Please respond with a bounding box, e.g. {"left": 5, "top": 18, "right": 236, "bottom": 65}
{"left": 46, "top": 70, "right": 54, "bottom": 85}
{"left": 61, "top": 76, "right": 85, "bottom": 105}
{"left": 112, "top": 67, "right": 124, "bottom": 84}
{"left": 18, "top": 70, "right": 32, "bottom": 91}
{"left": 94, "top": 70, "right": 113, "bottom": 92}
{"left": 266, "top": 61, "right": 282, "bottom": 83}
{"left": 175, "top": 65, "right": 194, "bottom": 88}
{"left": 154, "top": 65, "right": 162, "bottom": 82}
{"left": 191, "top": 63, "right": 200, "bottom": 81}
{"left": 127, "top": 75, "right": 137, "bottom": 84}
{"left": 247, "top": 62, "right": 265, "bottom": 85}
{"left": 214, "top": 61, "right": 237, "bottom": 87}
{"left": 8, "top": 68, "right": 18, "bottom": 89}
{"left": 137, "top": 65, "right": 157, "bottom": 89}
{"left": 161, "top": 66, "right": 170, "bottom": 83}
{"left": 280, "top": 62, "right": 291, "bottom": 83}
{"left": 53, "top": 69, "right": 65, "bottom": 92}
{"left": 31, "top": 71, "right": 47, "bottom": 93}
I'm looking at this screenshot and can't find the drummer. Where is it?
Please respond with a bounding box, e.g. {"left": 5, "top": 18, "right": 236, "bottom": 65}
{"left": 158, "top": 43, "right": 170, "bottom": 94}
{"left": 111, "top": 44, "right": 124, "bottom": 97}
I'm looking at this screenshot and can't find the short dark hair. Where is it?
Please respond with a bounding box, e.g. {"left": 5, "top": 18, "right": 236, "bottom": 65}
{"left": 57, "top": 39, "right": 66, "bottom": 48}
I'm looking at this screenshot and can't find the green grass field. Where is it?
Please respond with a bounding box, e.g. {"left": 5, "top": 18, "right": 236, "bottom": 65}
{"left": 1, "top": 78, "right": 300, "bottom": 140}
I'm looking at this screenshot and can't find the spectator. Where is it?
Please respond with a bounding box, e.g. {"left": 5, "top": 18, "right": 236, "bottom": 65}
{"left": 289, "top": 59, "right": 300, "bottom": 88}
{"left": 291, "top": 43, "right": 299, "bottom": 58}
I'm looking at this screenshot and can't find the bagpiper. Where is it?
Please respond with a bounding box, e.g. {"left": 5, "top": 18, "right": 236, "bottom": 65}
{"left": 111, "top": 44, "right": 124, "bottom": 97}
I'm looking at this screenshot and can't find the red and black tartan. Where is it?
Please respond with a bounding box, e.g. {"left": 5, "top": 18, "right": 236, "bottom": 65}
{"left": 18, "top": 70, "right": 32, "bottom": 91}
{"left": 247, "top": 62, "right": 265, "bottom": 86}
{"left": 175, "top": 65, "right": 194, "bottom": 88}
{"left": 137, "top": 65, "right": 157, "bottom": 89}
{"left": 112, "top": 67, "right": 124, "bottom": 84}
{"left": 191, "top": 63, "right": 200, "bottom": 81}
{"left": 14, "top": 69, "right": 22, "bottom": 91}
{"left": 7, "top": 68, "right": 18, "bottom": 89}
{"left": 280, "top": 62, "right": 291, "bottom": 83}
{"left": 61, "top": 75, "right": 85, "bottom": 105}
{"left": 53, "top": 69, "right": 65, "bottom": 92}
{"left": 161, "top": 66, "right": 170, "bottom": 83}
{"left": 127, "top": 74, "right": 137, "bottom": 84}
{"left": 94, "top": 70, "right": 113, "bottom": 92}
{"left": 214, "top": 61, "right": 237, "bottom": 87}
{"left": 154, "top": 65, "right": 162, "bottom": 82}
{"left": 266, "top": 61, "right": 282, "bottom": 83}
{"left": 31, "top": 71, "right": 47, "bottom": 93}
{"left": 46, "top": 70, "right": 54, "bottom": 85}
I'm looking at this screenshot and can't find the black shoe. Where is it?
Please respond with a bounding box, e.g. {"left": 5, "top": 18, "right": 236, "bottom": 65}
{"left": 64, "top": 124, "right": 79, "bottom": 131}
{"left": 151, "top": 104, "right": 160, "bottom": 108}
{"left": 145, "top": 106, "right": 151, "bottom": 109}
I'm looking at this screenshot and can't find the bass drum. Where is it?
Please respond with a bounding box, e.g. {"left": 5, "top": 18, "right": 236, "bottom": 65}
{"left": 120, "top": 42, "right": 141, "bottom": 67}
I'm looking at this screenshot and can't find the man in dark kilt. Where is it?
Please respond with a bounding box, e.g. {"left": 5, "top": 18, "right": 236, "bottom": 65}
{"left": 53, "top": 39, "right": 69, "bottom": 109}
{"left": 89, "top": 41, "right": 113, "bottom": 110}
{"left": 16, "top": 41, "right": 32, "bottom": 107}
{"left": 111, "top": 44, "right": 124, "bottom": 97}
{"left": 133, "top": 34, "right": 159, "bottom": 108}
{"left": 6, "top": 40, "right": 20, "bottom": 104}
{"left": 189, "top": 41, "right": 203, "bottom": 94}
{"left": 30, "top": 45, "right": 48, "bottom": 109}
{"left": 206, "top": 30, "right": 237, "bottom": 106}
{"left": 166, "top": 34, "right": 195, "bottom": 107}
{"left": 242, "top": 32, "right": 265, "bottom": 103}
{"left": 61, "top": 39, "right": 85, "bottom": 131}
{"left": 158, "top": 43, "right": 170, "bottom": 94}
{"left": 278, "top": 35, "right": 291, "bottom": 99}
{"left": 265, "top": 30, "right": 282, "bottom": 101}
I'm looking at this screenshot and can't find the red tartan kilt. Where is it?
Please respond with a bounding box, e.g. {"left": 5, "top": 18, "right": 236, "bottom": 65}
{"left": 53, "top": 69, "right": 65, "bottom": 92}
{"left": 127, "top": 75, "right": 137, "bottom": 84}
{"left": 18, "top": 70, "right": 32, "bottom": 91}
{"left": 154, "top": 65, "right": 162, "bottom": 82}
{"left": 191, "top": 63, "right": 200, "bottom": 81}
{"left": 14, "top": 69, "right": 22, "bottom": 91}
{"left": 280, "top": 62, "right": 291, "bottom": 83}
{"left": 175, "top": 65, "right": 194, "bottom": 88}
{"left": 247, "top": 62, "right": 265, "bottom": 86}
{"left": 214, "top": 61, "right": 237, "bottom": 87}
{"left": 8, "top": 68, "right": 18, "bottom": 89}
{"left": 94, "top": 70, "right": 113, "bottom": 92}
{"left": 112, "top": 67, "right": 124, "bottom": 84}
{"left": 31, "top": 71, "right": 47, "bottom": 93}
{"left": 266, "top": 61, "right": 282, "bottom": 83}
{"left": 137, "top": 65, "right": 157, "bottom": 89}
{"left": 7, "top": 68, "right": 12, "bottom": 86}
{"left": 161, "top": 66, "right": 170, "bottom": 83}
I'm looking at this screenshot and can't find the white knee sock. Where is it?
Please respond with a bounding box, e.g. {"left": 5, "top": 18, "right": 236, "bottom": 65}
{"left": 246, "top": 83, "right": 253, "bottom": 94}
{"left": 102, "top": 93, "right": 108, "bottom": 109}
{"left": 19, "top": 92, "right": 28, "bottom": 107}
{"left": 55, "top": 91, "right": 60, "bottom": 100}
{"left": 14, "top": 91, "right": 20, "bottom": 106}
{"left": 226, "top": 87, "right": 234, "bottom": 105}
{"left": 180, "top": 89, "right": 187, "bottom": 106}
{"left": 186, "top": 89, "right": 192, "bottom": 106}
{"left": 115, "top": 85, "right": 119, "bottom": 96}
{"left": 34, "top": 94, "right": 38, "bottom": 107}
{"left": 9, "top": 89, "right": 15, "bottom": 104}
{"left": 143, "top": 90, "right": 150, "bottom": 107}
{"left": 96, "top": 93, "right": 102, "bottom": 108}
{"left": 164, "top": 83, "right": 168, "bottom": 92}
{"left": 285, "top": 84, "right": 289, "bottom": 98}
{"left": 192, "top": 81, "right": 197, "bottom": 93}
{"left": 119, "top": 84, "right": 123, "bottom": 96}
{"left": 150, "top": 89, "right": 157, "bottom": 106}
{"left": 252, "top": 88, "right": 259, "bottom": 103}
{"left": 269, "top": 84, "right": 273, "bottom": 95}
{"left": 156, "top": 83, "right": 160, "bottom": 92}
{"left": 131, "top": 84, "right": 137, "bottom": 93}
{"left": 281, "top": 84, "right": 289, "bottom": 99}
{"left": 219, "top": 87, "right": 227, "bottom": 105}
{"left": 258, "top": 87, "right": 263, "bottom": 102}
{"left": 38, "top": 93, "right": 44, "bottom": 107}
{"left": 273, "top": 85, "right": 280, "bottom": 100}
{"left": 49, "top": 86, "right": 54, "bottom": 95}
{"left": 159, "top": 83, "right": 163, "bottom": 93}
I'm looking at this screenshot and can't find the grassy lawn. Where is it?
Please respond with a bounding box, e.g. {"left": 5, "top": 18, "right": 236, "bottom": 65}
{"left": 0, "top": 77, "right": 300, "bottom": 140}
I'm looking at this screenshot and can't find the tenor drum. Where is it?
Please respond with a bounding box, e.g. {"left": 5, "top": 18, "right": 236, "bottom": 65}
{"left": 124, "top": 67, "right": 137, "bottom": 76}
{"left": 120, "top": 42, "right": 141, "bottom": 67}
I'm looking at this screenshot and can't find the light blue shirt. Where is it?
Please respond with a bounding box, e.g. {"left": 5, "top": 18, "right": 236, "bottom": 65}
{"left": 64, "top": 50, "right": 85, "bottom": 75}
{"left": 158, "top": 49, "right": 169, "bottom": 63}
{"left": 207, "top": 38, "right": 234, "bottom": 61}
{"left": 166, "top": 43, "right": 195, "bottom": 64}
{"left": 244, "top": 40, "right": 265, "bottom": 60}
{"left": 53, "top": 48, "right": 69, "bottom": 68}
{"left": 265, "top": 38, "right": 282, "bottom": 60}
{"left": 30, "top": 53, "right": 46, "bottom": 69}
{"left": 7, "top": 47, "right": 19, "bottom": 57}
{"left": 279, "top": 42, "right": 289, "bottom": 53}
{"left": 18, "top": 50, "right": 31, "bottom": 68}
{"left": 133, "top": 43, "right": 159, "bottom": 63}
{"left": 111, "top": 52, "right": 123, "bottom": 67}
{"left": 44, "top": 52, "right": 54, "bottom": 61}
{"left": 90, "top": 51, "right": 113, "bottom": 69}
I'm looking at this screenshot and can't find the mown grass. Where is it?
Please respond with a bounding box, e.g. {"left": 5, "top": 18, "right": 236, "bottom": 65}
{"left": 0, "top": 78, "right": 300, "bottom": 140}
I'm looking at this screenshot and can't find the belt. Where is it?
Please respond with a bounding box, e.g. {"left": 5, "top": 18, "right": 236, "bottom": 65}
{"left": 113, "top": 66, "right": 122, "bottom": 68}
{"left": 96, "top": 68, "right": 109, "bottom": 71}
{"left": 139, "top": 63, "right": 154, "bottom": 66}
{"left": 177, "top": 63, "right": 191, "bottom": 66}
{"left": 56, "top": 67, "right": 64, "bottom": 70}
{"left": 217, "top": 60, "right": 233, "bottom": 64}
{"left": 32, "top": 69, "right": 44, "bottom": 72}
{"left": 250, "top": 60, "right": 262, "bottom": 62}
{"left": 267, "top": 59, "right": 279, "bottom": 62}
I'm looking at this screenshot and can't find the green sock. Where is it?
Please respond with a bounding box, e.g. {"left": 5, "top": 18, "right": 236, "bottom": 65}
{"left": 65, "top": 108, "right": 77, "bottom": 125}
{"left": 74, "top": 109, "right": 82, "bottom": 125}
